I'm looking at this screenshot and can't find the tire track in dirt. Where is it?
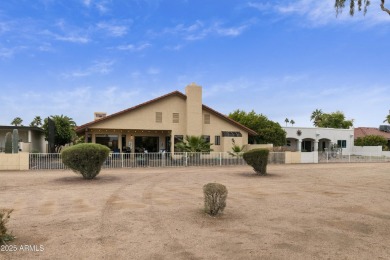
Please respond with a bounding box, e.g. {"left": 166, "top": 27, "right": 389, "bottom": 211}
{"left": 98, "top": 173, "right": 153, "bottom": 253}
{"left": 140, "top": 175, "right": 200, "bottom": 260}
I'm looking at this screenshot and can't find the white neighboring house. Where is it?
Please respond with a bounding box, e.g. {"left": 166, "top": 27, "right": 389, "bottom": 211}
{"left": 0, "top": 126, "right": 46, "bottom": 153}
{"left": 282, "top": 127, "right": 354, "bottom": 154}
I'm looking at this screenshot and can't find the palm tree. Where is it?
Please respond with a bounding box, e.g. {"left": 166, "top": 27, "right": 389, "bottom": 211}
{"left": 228, "top": 138, "right": 244, "bottom": 157}
{"left": 310, "top": 109, "right": 323, "bottom": 127}
{"left": 383, "top": 114, "right": 390, "bottom": 124}
{"left": 285, "top": 118, "right": 289, "bottom": 127}
{"left": 290, "top": 119, "right": 295, "bottom": 126}
{"left": 174, "top": 135, "right": 213, "bottom": 153}
{"left": 30, "top": 116, "right": 43, "bottom": 127}
{"left": 11, "top": 117, "right": 23, "bottom": 126}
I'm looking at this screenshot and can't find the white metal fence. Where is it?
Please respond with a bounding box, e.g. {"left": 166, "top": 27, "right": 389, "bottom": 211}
{"left": 29, "top": 152, "right": 286, "bottom": 170}
{"left": 318, "top": 151, "right": 390, "bottom": 163}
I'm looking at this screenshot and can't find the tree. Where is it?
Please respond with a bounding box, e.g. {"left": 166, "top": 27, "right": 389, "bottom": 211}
{"left": 310, "top": 109, "right": 323, "bottom": 127}
{"left": 42, "top": 115, "right": 77, "bottom": 152}
{"left": 290, "top": 119, "right": 295, "bottom": 126}
{"left": 335, "top": 0, "right": 390, "bottom": 16}
{"left": 10, "top": 117, "right": 23, "bottom": 126}
{"left": 228, "top": 138, "right": 245, "bottom": 157}
{"left": 228, "top": 110, "right": 286, "bottom": 146}
{"left": 383, "top": 114, "right": 390, "bottom": 124}
{"left": 310, "top": 110, "right": 353, "bottom": 129}
{"left": 285, "top": 118, "right": 289, "bottom": 127}
{"left": 30, "top": 116, "right": 43, "bottom": 127}
{"left": 174, "top": 135, "right": 213, "bottom": 153}
{"left": 355, "top": 135, "right": 389, "bottom": 150}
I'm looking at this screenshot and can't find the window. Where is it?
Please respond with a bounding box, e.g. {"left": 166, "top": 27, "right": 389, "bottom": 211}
{"left": 173, "top": 113, "right": 179, "bottom": 123}
{"left": 215, "top": 136, "right": 220, "bottom": 145}
{"left": 202, "top": 135, "right": 210, "bottom": 143}
{"left": 337, "top": 140, "right": 347, "bottom": 148}
{"left": 204, "top": 114, "right": 210, "bottom": 124}
{"left": 95, "top": 134, "right": 118, "bottom": 151}
{"left": 156, "top": 112, "right": 162, "bottom": 123}
{"left": 174, "top": 135, "right": 183, "bottom": 152}
{"left": 221, "top": 131, "right": 242, "bottom": 137}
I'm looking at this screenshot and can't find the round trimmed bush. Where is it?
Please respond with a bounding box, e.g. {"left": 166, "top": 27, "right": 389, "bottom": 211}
{"left": 61, "top": 143, "right": 110, "bottom": 179}
{"left": 243, "top": 148, "right": 269, "bottom": 175}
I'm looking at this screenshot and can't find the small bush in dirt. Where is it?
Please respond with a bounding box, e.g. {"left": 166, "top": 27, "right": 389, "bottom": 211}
{"left": 61, "top": 143, "right": 110, "bottom": 180}
{"left": 203, "top": 183, "right": 228, "bottom": 216}
{"left": 0, "top": 209, "right": 14, "bottom": 244}
{"left": 243, "top": 148, "right": 269, "bottom": 175}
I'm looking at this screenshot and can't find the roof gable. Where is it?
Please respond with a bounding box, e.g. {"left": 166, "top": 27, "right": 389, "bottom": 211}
{"left": 76, "top": 90, "right": 257, "bottom": 135}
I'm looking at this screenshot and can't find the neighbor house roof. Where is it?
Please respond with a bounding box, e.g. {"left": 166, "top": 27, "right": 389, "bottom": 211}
{"left": 76, "top": 90, "right": 258, "bottom": 136}
{"left": 0, "top": 125, "right": 44, "bottom": 132}
{"left": 354, "top": 127, "right": 390, "bottom": 139}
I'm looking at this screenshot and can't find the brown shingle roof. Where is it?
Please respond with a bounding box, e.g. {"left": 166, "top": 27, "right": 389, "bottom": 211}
{"left": 76, "top": 90, "right": 257, "bottom": 136}
{"left": 354, "top": 127, "right": 390, "bottom": 139}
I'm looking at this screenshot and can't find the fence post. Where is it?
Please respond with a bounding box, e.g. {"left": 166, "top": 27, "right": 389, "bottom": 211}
{"left": 326, "top": 151, "right": 328, "bottom": 163}
{"left": 185, "top": 152, "right": 188, "bottom": 167}
{"left": 219, "top": 152, "right": 222, "bottom": 166}
{"left": 121, "top": 153, "right": 123, "bottom": 168}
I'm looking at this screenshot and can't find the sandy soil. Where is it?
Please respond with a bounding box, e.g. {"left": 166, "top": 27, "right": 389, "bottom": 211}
{"left": 0, "top": 163, "right": 390, "bottom": 260}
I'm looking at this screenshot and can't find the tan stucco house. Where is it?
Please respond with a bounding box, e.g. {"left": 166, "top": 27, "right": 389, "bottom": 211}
{"left": 76, "top": 83, "right": 257, "bottom": 153}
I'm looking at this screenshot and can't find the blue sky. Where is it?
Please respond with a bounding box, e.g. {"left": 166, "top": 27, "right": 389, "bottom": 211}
{"left": 1, "top": 0, "right": 390, "bottom": 128}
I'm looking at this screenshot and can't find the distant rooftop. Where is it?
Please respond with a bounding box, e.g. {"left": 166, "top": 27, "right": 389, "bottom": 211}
{"left": 354, "top": 127, "right": 390, "bottom": 139}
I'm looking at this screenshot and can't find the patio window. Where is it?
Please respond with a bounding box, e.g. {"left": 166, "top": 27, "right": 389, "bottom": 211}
{"left": 95, "top": 134, "right": 119, "bottom": 151}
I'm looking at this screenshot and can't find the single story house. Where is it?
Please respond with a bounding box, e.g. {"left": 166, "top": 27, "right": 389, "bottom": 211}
{"left": 283, "top": 126, "right": 354, "bottom": 154}
{"left": 0, "top": 125, "right": 46, "bottom": 153}
{"left": 76, "top": 83, "right": 257, "bottom": 153}
{"left": 354, "top": 126, "right": 390, "bottom": 147}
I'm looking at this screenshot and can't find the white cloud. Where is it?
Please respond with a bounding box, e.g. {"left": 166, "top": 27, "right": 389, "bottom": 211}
{"left": 147, "top": 67, "right": 160, "bottom": 75}
{"left": 115, "top": 43, "right": 151, "bottom": 51}
{"left": 161, "top": 20, "right": 251, "bottom": 41}
{"left": 248, "top": 0, "right": 390, "bottom": 27}
{"left": 97, "top": 22, "right": 128, "bottom": 37}
{"left": 0, "top": 22, "right": 10, "bottom": 34}
{"left": 62, "top": 60, "right": 115, "bottom": 78}
{"left": 82, "top": 0, "right": 92, "bottom": 7}
{"left": 42, "top": 29, "right": 90, "bottom": 44}
{"left": 0, "top": 47, "right": 14, "bottom": 58}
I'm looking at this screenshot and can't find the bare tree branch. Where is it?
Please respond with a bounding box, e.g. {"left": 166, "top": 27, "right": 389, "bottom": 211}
{"left": 381, "top": 0, "right": 390, "bottom": 15}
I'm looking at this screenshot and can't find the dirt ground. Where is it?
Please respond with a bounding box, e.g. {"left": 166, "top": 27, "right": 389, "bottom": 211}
{"left": 0, "top": 163, "right": 390, "bottom": 260}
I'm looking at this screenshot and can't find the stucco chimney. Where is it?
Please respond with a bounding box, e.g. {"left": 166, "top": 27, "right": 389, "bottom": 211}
{"left": 185, "top": 83, "right": 202, "bottom": 136}
{"left": 94, "top": 112, "right": 107, "bottom": 120}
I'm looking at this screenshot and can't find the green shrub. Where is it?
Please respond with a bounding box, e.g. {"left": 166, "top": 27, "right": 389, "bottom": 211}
{"left": 203, "top": 183, "right": 228, "bottom": 216}
{"left": 0, "top": 209, "right": 14, "bottom": 245}
{"left": 4, "top": 132, "right": 12, "bottom": 154}
{"left": 61, "top": 143, "right": 110, "bottom": 180}
{"left": 12, "top": 129, "right": 19, "bottom": 154}
{"left": 243, "top": 148, "right": 269, "bottom": 175}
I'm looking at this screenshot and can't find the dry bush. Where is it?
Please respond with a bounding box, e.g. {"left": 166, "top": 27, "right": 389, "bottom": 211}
{"left": 203, "top": 183, "right": 228, "bottom": 216}
{"left": 0, "top": 209, "right": 14, "bottom": 244}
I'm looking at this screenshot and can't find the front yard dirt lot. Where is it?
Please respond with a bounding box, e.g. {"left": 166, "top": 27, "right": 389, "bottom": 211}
{"left": 1, "top": 163, "right": 390, "bottom": 259}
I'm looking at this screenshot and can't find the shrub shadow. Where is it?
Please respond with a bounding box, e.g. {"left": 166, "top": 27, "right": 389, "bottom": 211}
{"left": 51, "top": 174, "right": 122, "bottom": 185}
{"left": 238, "top": 172, "right": 281, "bottom": 178}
